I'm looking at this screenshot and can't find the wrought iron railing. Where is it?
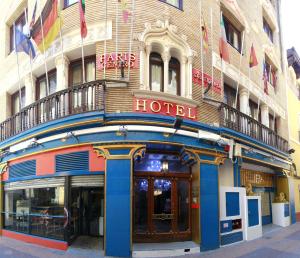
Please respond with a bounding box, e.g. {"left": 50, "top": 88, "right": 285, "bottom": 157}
{"left": 219, "top": 103, "right": 289, "bottom": 153}
{"left": 0, "top": 80, "right": 105, "bottom": 142}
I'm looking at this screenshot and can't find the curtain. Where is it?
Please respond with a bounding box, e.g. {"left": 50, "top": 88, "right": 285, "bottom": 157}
{"left": 151, "top": 64, "right": 162, "bottom": 92}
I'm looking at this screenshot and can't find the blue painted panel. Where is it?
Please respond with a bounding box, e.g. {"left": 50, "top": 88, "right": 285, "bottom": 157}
{"left": 262, "top": 215, "right": 272, "bottom": 225}
{"left": 226, "top": 192, "right": 240, "bottom": 217}
{"left": 288, "top": 178, "right": 296, "bottom": 224}
{"left": 221, "top": 231, "right": 243, "bottom": 245}
{"left": 200, "top": 163, "right": 219, "bottom": 251}
{"left": 108, "top": 148, "right": 132, "bottom": 155}
{"left": 284, "top": 204, "right": 290, "bottom": 217}
{"left": 9, "top": 160, "right": 36, "bottom": 179}
{"left": 233, "top": 159, "right": 241, "bottom": 187}
{"left": 199, "top": 155, "right": 215, "bottom": 161}
{"left": 55, "top": 151, "right": 89, "bottom": 173}
{"left": 220, "top": 220, "right": 232, "bottom": 233}
{"left": 248, "top": 199, "right": 259, "bottom": 227}
{"left": 106, "top": 159, "right": 131, "bottom": 257}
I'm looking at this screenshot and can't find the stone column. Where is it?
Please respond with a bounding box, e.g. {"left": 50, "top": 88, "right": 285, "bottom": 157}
{"left": 261, "top": 104, "right": 269, "bottom": 127}
{"left": 144, "top": 44, "right": 152, "bottom": 90}
{"left": 24, "top": 74, "right": 36, "bottom": 106}
{"left": 186, "top": 56, "right": 193, "bottom": 99}
{"left": 180, "top": 56, "right": 187, "bottom": 97}
{"left": 55, "top": 55, "right": 70, "bottom": 91}
{"left": 162, "top": 51, "right": 170, "bottom": 93}
{"left": 239, "top": 88, "right": 249, "bottom": 115}
{"left": 139, "top": 43, "right": 146, "bottom": 90}
{"left": 0, "top": 92, "right": 11, "bottom": 123}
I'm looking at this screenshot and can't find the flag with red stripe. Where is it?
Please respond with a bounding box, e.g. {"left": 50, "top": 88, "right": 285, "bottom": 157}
{"left": 249, "top": 44, "right": 258, "bottom": 68}
{"left": 219, "top": 15, "right": 230, "bottom": 63}
{"left": 79, "top": 0, "right": 87, "bottom": 38}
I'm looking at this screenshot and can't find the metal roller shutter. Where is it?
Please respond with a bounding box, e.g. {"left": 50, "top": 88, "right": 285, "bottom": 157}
{"left": 71, "top": 175, "right": 104, "bottom": 187}
{"left": 4, "top": 177, "right": 65, "bottom": 191}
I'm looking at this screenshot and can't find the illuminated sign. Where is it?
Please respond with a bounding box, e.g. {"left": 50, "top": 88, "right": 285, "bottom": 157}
{"left": 192, "top": 68, "right": 222, "bottom": 94}
{"left": 134, "top": 98, "right": 197, "bottom": 120}
{"left": 97, "top": 52, "right": 139, "bottom": 70}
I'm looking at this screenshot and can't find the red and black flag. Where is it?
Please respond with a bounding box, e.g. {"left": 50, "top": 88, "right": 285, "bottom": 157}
{"left": 249, "top": 44, "right": 258, "bottom": 68}
{"left": 79, "top": 0, "right": 87, "bottom": 38}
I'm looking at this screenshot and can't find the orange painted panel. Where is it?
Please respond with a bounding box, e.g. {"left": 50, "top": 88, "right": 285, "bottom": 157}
{"left": 89, "top": 150, "right": 105, "bottom": 172}
{"left": 36, "top": 154, "right": 55, "bottom": 176}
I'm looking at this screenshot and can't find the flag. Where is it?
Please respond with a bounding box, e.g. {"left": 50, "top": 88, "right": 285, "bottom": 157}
{"left": 263, "top": 62, "right": 268, "bottom": 94}
{"left": 219, "top": 15, "right": 230, "bottom": 63}
{"left": 30, "top": 1, "right": 37, "bottom": 30}
{"left": 249, "top": 44, "right": 258, "bottom": 68}
{"left": 119, "top": 0, "right": 131, "bottom": 23}
{"left": 15, "top": 27, "right": 36, "bottom": 59}
{"left": 79, "top": 0, "right": 87, "bottom": 38}
{"left": 201, "top": 14, "right": 209, "bottom": 54}
{"left": 31, "top": 0, "right": 61, "bottom": 52}
{"left": 271, "top": 69, "right": 277, "bottom": 88}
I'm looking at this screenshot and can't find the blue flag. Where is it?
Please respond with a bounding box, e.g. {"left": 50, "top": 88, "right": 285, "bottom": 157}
{"left": 15, "top": 27, "right": 36, "bottom": 59}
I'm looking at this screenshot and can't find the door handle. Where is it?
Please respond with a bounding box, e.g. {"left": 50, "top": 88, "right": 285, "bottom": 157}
{"left": 152, "top": 213, "right": 173, "bottom": 220}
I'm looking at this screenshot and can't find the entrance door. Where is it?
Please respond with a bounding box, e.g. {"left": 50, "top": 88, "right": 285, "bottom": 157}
{"left": 133, "top": 174, "right": 191, "bottom": 242}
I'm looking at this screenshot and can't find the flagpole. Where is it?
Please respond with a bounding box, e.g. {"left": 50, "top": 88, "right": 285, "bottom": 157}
{"left": 81, "top": 37, "right": 86, "bottom": 83}
{"left": 257, "top": 98, "right": 260, "bottom": 121}
{"left": 210, "top": 7, "right": 214, "bottom": 98}
{"left": 199, "top": 0, "right": 204, "bottom": 98}
{"left": 220, "top": 12, "right": 224, "bottom": 101}
{"left": 234, "top": 31, "right": 245, "bottom": 109}
{"left": 127, "top": 0, "right": 136, "bottom": 80}
{"left": 14, "top": 23, "right": 23, "bottom": 113}
{"left": 39, "top": 0, "right": 50, "bottom": 96}
{"left": 103, "top": 0, "right": 107, "bottom": 79}
{"left": 115, "top": 0, "right": 119, "bottom": 78}
{"left": 248, "top": 66, "right": 251, "bottom": 115}
{"left": 58, "top": 4, "right": 65, "bottom": 84}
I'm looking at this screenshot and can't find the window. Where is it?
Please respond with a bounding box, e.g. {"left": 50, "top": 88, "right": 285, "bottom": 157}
{"left": 269, "top": 113, "right": 277, "bottom": 132}
{"left": 224, "top": 84, "right": 238, "bottom": 108}
{"left": 160, "top": 0, "right": 183, "bottom": 9}
{"left": 4, "top": 186, "right": 65, "bottom": 240}
{"left": 168, "top": 57, "right": 180, "bottom": 95}
{"left": 36, "top": 71, "right": 57, "bottom": 100}
{"left": 263, "top": 18, "right": 273, "bottom": 42}
{"left": 223, "top": 16, "right": 242, "bottom": 52}
{"left": 69, "top": 56, "right": 96, "bottom": 86}
{"left": 10, "top": 12, "right": 26, "bottom": 53}
{"left": 64, "top": 0, "right": 78, "bottom": 8}
{"left": 249, "top": 100, "right": 260, "bottom": 121}
{"left": 11, "top": 87, "right": 25, "bottom": 115}
{"left": 265, "top": 58, "right": 277, "bottom": 87}
{"left": 150, "top": 53, "right": 164, "bottom": 92}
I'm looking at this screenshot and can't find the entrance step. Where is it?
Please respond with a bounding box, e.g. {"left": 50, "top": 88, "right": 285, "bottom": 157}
{"left": 132, "top": 241, "right": 200, "bottom": 258}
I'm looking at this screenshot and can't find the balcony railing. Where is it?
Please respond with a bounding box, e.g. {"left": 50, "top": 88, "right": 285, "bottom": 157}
{"left": 219, "top": 103, "right": 289, "bottom": 153}
{"left": 0, "top": 80, "right": 105, "bottom": 142}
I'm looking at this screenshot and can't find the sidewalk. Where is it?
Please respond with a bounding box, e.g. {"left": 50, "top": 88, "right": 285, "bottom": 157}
{"left": 0, "top": 223, "right": 300, "bottom": 258}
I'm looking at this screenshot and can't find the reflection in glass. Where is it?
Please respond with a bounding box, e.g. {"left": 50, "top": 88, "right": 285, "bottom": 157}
{"left": 177, "top": 180, "right": 189, "bottom": 231}
{"left": 134, "top": 179, "right": 148, "bottom": 233}
{"left": 150, "top": 53, "right": 163, "bottom": 92}
{"left": 153, "top": 179, "right": 172, "bottom": 233}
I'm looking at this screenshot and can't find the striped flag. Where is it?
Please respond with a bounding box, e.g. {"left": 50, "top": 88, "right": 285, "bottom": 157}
{"left": 79, "top": 0, "right": 87, "bottom": 38}
{"left": 15, "top": 27, "right": 36, "bottom": 59}
{"left": 249, "top": 44, "right": 258, "bottom": 68}
{"left": 201, "top": 14, "right": 209, "bottom": 54}
{"left": 219, "top": 15, "right": 230, "bottom": 63}
{"left": 31, "top": 0, "right": 61, "bottom": 52}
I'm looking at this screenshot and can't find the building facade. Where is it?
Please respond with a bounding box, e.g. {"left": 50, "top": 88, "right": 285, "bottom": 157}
{"left": 0, "top": 0, "right": 296, "bottom": 257}
{"left": 287, "top": 47, "right": 300, "bottom": 222}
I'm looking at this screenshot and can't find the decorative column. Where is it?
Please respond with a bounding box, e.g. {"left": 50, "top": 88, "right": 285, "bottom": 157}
{"left": 144, "top": 44, "right": 152, "bottom": 90}
{"left": 261, "top": 104, "right": 269, "bottom": 127}
{"left": 94, "top": 144, "right": 145, "bottom": 258}
{"left": 239, "top": 88, "right": 249, "bottom": 115}
{"left": 199, "top": 154, "right": 226, "bottom": 251}
{"left": 139, "top": 43, "right": 146, "bottom": 90}
{"left": 55, "top": 55, "right": 70, "bottom": 91}
{"left": 186, "top": 56, "right": 193, "bottom": 99}
{"left": 162, "top": 51, "right": 170, "bottom": 93}
{"left": 180, "top": 56, "right": 187, "bottom": 97}
{"left": 24, "top": 73, "right": 36, "bottom": 106}
{"left": 0, "top": 92, "right": 11, "bottom": 123}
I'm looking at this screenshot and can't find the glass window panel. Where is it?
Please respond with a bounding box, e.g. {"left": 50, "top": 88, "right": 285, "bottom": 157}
{"left": 168, "top": 68, "right": 178, "bottom": 95}
{"left": 151, "top": 64, "right": 162, "bottom": 92}
{"left": 177, "top": 180, "right": 189, "bottom": 232}
{"left": 86, "top": 60, "right": 96, "bottom": 82}
{"left": 66, "top": 0, "right": 78, "bottom": 7}
{"left": 39, "top": 80, "right": 47, "bottom": 99}
{"left": 134, "top": 179, "right": 148, "bottom": 233}
{"left": 166, "top": 0, "right": 180, "bottom": 8}
{"left": 72, "top": 64, "right": 82, "bottom": 86}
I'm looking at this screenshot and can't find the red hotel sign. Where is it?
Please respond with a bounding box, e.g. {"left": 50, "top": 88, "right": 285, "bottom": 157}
{"left": 134, "top": 98, "right": 197, "bottom": 121}
{"left": 97, "top": 52, "right": 139, "bottom": 70}
{"left": 192, "top": 68, "right": 222, "bottom": 94}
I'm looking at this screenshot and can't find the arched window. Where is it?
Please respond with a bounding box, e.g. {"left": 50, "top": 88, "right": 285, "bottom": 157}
{"left": 168, "top": 57, "right": 180, "bottom": 95}
{"left": 150, "top": 53, "right": 164, "bottom": 92}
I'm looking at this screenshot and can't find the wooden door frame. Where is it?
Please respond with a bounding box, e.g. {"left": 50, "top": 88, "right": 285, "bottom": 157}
{"left": 133, "top": 172, "right": 192, "bottom": 242}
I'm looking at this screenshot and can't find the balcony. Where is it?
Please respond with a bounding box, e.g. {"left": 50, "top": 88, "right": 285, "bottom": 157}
{"left": 0, "top": 80, "right": 106, "bottom": 142}
{"left": 219, "top": 103, "right": 289, "bottom": 153}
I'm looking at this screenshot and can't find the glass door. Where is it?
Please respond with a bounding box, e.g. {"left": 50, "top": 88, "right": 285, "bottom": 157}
{"left": 133, "top": 175, "right": 191, "bottom": 242}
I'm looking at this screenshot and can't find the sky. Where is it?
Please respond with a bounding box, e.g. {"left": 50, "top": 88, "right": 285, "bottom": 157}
{"left": 281, "top": 0, "right": 299, "bottom": 52}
